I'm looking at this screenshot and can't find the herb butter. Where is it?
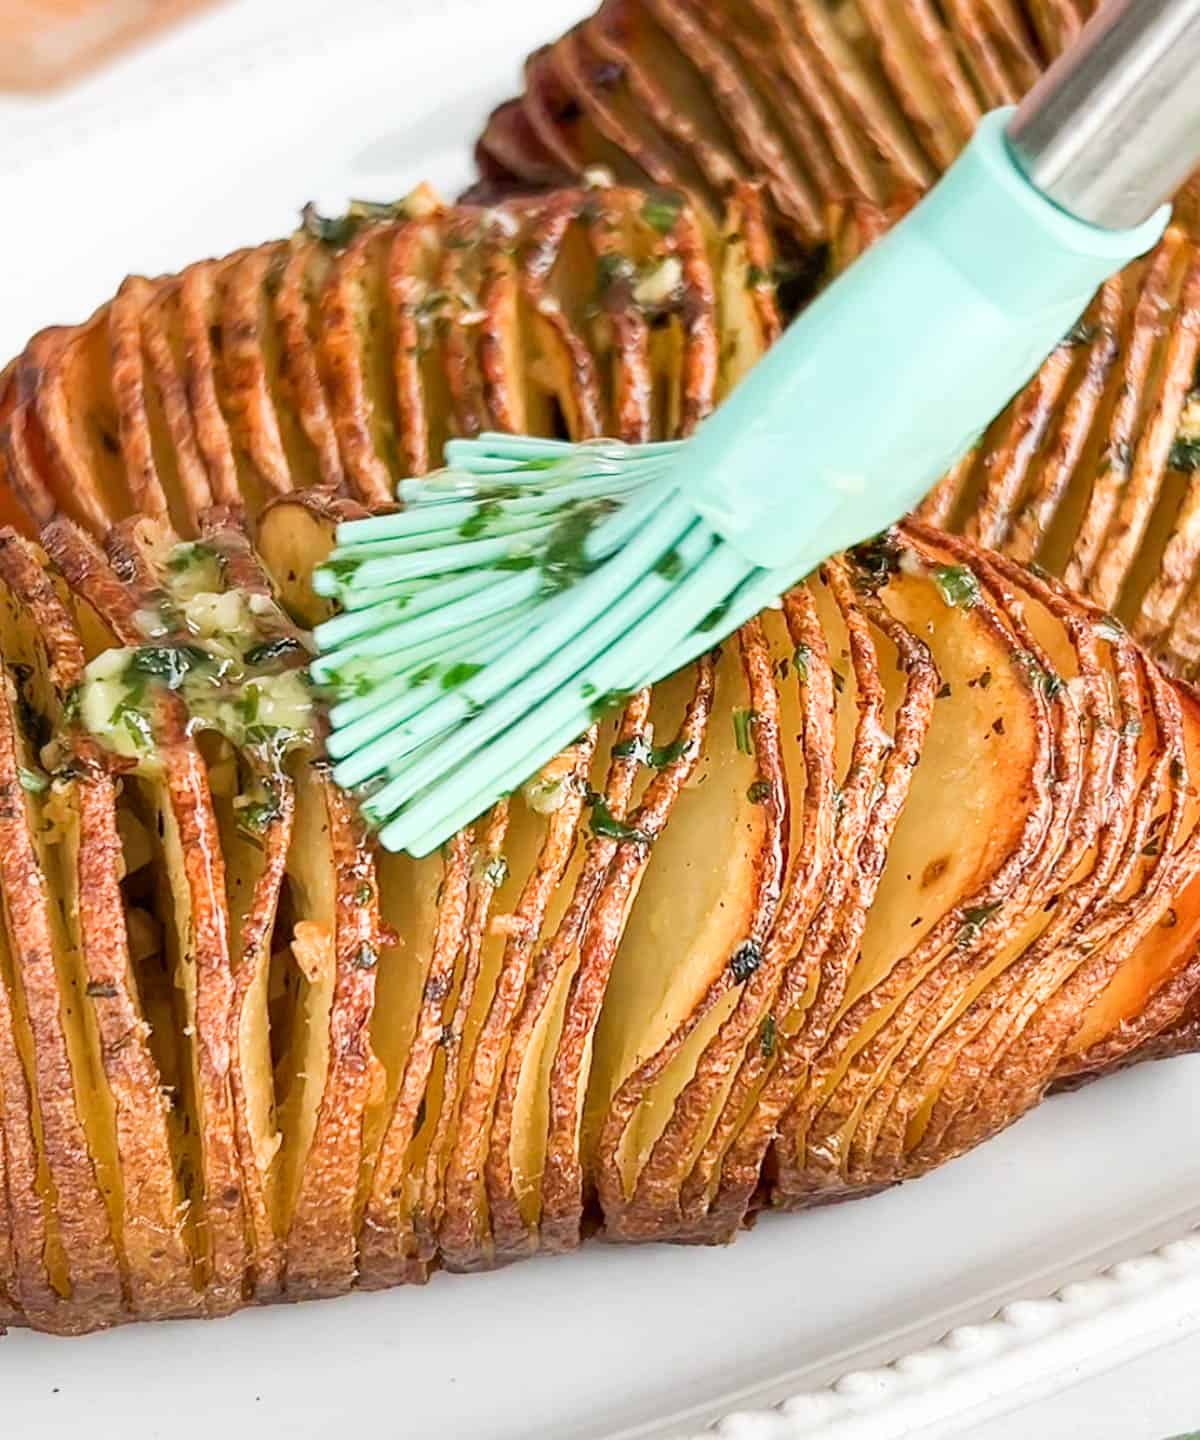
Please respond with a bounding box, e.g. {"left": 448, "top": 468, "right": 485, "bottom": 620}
{"left": 77, "top": 541, "right": 316, "bottom": 768}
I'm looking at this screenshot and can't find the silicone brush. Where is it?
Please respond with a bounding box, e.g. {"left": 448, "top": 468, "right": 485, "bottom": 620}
{"left": 312, "top": 0, "right": 1200, "bottom": 857}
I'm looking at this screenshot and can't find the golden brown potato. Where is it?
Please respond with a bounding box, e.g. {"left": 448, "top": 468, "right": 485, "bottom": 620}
{"left": 472, "top": 0, "right": 1084, "bottom": 235}
{"left": 0, "top": 135, "right": 1197, "bottom": 1332}
{"left": 471, "top": 1, "right": 1200, "bottom": 683}
{"left": 0, "top": 502, "right": 1197, "bottom": 1330}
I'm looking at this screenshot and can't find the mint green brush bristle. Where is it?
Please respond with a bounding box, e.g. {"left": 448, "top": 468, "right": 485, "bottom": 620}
{"left": 313, "top": 6, "right": 1200, "bottom": 855}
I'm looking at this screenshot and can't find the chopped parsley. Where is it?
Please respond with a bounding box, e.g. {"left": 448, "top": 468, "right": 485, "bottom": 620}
{"left": 588, "top": 794, "right": 651, "bottom": 844}
{"left": 612, "top": 734, "right": 691, "bottom": 769}
{"left": 957, "top": 900, "right": 1002, "bottom": 947}
{"left": 351, "top": 943, "right": 379, "bottom": 971}
{"left": 732, "top": 707, "right": 755, "bottom": 755}
{"left": 1015, "top": 652, "right": 1063, "bottom": 698}
{"left": 697, "top": 598, "right": 732, "bottom": 634}
{"left": 458, "top": 501, "right": 503, "bottom": 539}
{"left": 1062, "top": 319, "right": 1098, "bottom": 348}
{"left": 110, "top": 697, "right": 154, "bottom": 752}
{"left": 235, "top": 781, "right": 284, "bottom": 837}
{"left": 243, "top": 636, "right": 307, "bottom": 668}
{"left": 654, "top": 548, "right": 684, "bottom": 581}
{"left": 596, "top": 252, "right": 636, "bottom": 290}
{"left": 641, "top": 195, "right": 683, "bottom": 234}
{"left": 300, "top": 198, "right": 410, "bottom": 249}
{"left": 849, "top": 533, "right": 902, "bottom": 591}
{"left": 166, "top": 541, "right": 220, "bottom": 575}
{"left": 441, "top": 661, "right": 484, "bottom": 690}
{"left": 932, "top": 565, "right": 980, "bottom": 609}
{"left": 1170, "top": 435, "right": 1200, "bottom": 472}
{"left": 730, "top": 941, "right": 762, "bottom": 983}
{"left": 540, "top": 501, "right": 615, "bottom": 593}
{"left": 126, "top": 644, "right": 216, "bottom": 692}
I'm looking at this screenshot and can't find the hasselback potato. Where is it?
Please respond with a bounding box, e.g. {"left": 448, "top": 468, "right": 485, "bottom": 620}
{"left": 0, "top": 24, "right": 1197, "bottom": 1332}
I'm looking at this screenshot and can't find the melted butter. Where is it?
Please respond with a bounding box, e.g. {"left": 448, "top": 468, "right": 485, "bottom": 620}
{"left": 76, "top": 541, "right": 315, "bottom": 770}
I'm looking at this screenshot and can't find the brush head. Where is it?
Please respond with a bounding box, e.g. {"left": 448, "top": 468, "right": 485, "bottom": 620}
{"left": 310, "top": 433, "right": 795, "bottom": 856}
{"left": 309, "top": 110, "right": 1167, "bottom": 858}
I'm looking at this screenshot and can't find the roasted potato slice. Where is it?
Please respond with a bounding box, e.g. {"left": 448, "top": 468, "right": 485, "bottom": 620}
{"left": 42, "top": 519, "right": 252, "bottom": 1312}
{"left": 0, "top": 535, "right": 197, "bottom": 1321}
{"left": 0, "top": 551, "right": 127, "bottom": 1330}
{"left": 255, "top": 490, "right": 366, "bottom": 629}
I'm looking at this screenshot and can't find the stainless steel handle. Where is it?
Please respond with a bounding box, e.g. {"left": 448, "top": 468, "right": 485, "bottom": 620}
{"left": 1007, "top": 0, "right": 1200, "bottom": 230}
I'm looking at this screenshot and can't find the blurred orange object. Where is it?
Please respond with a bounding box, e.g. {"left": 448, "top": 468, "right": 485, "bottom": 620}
{"left": 0, "top": 0, "right": 220, "bottom": 90}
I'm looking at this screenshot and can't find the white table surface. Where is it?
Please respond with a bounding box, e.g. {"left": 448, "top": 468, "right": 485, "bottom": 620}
{"left": 2, "top": 5, "right": 1199, "bottom": 1437}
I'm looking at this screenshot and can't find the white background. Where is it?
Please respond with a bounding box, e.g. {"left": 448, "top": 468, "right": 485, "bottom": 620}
{"left": 2, "top": 3, "right": 1200, "bottom": 1436}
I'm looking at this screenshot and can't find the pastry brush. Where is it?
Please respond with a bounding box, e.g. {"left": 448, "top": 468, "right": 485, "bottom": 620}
{"left": 312, "top": 0, "right": 1200, "bottom": 857}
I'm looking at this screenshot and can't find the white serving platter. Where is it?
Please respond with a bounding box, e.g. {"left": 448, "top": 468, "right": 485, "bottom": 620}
{"left": 2, "top": 4, "right": 1199, "bottom": 1436}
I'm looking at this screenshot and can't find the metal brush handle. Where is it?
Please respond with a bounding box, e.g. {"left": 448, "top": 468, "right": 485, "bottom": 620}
{"left": 1008, "top": 0, "right": 1200, "bottom": 230}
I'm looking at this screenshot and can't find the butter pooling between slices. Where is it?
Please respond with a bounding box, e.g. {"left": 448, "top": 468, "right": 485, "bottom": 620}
{"left": 75, "top": 539, "right": 316, "bottom": 771}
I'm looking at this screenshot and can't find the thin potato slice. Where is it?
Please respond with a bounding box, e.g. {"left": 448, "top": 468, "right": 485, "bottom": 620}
{"left": 646, "top": 0, "right": 825, "bottom": 241}
{"left": 218, "top": 247, "right": 300, "bottom": 500}
{"left": 584, "top": 644, "right": 768, "bottom": 1225}
{"left": 177, "top": 257, "right": 256, "bottom": 516}
{"left": 570, "top": 19, "right": 722, "bottom": 216}
{"left": 140, "top": 280, "right": 219, "bottom": 534}
{"left": 108, "top": 278, "right": 175, "bottom": 528}
{"left": 275, "top": 762, "right": 382, "bottom": 1298}
{"left": 206, "top": 740, "right": 288, "bottom": 1300}
{"left": 318, "top": 227, "right": 404, "bottom": 506}
{"left": 384, "top": 209, "right": 456, "bottom": 477}
{"left": 358, "top": 830, "right": 474, "bottom": 1288}
{"left": 526, "top": 38, "right": 659, "bottom": 196}
{"left": 475, "top": 98, "right": 573, "bottom": 190}
{"left": 438, "top": 738, "right": 595, "bottom": 1269}
{"left": 588, "top": 1, "right": 749, "bottom": 201}
{"left": 16, "top": 322, "right": 128, "bottom": 535}
{"left": 519, "top": 192, "right": 607, "bottom": 440}
{"left": 255, "top": 490, "right": 368, "bottom": 630}
{"left": 715, "top": 183, "right": 782, "bottom": 397}
{"left": 272, "top": 241, "right": 345, "bottom": 491}
{"left": 485, "top": 696, "right": 650, "bottom": 1258}
{"left": 0, "top": 640, "right": 124, "bottom": 1327}
{"left": 795, "top": 536, "right": 1086, "bottom": 1195}
{"left": 0, "top": 533, "right": 195, "bottom": 1319}
{"left": 40, "top": 518, "right": 251, "bottom": 1312}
